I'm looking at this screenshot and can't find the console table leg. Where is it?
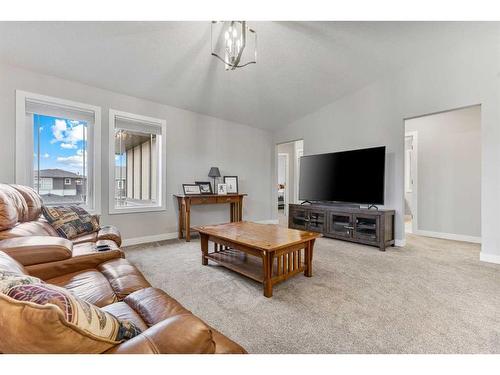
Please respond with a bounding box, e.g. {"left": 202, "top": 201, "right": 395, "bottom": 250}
{"left": 178, "top": 199, "right": 184, "bottom": 239}
{"left": 201, "top": 233, "right": 208, "bottom": 265}
{"left": 263, "top": 252, "right": 273, "bottom": 298}
{"left": 185, "top": 201, "right": 191, "bottom": 242}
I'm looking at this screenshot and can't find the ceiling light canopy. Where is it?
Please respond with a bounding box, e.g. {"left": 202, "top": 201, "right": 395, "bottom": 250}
{"left": 211, "top": 21, "right": 257, "bottom": 71}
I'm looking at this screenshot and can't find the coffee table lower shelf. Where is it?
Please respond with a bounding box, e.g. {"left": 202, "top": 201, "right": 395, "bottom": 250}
{"left": 205, "top": 249, "right": 265, "bottom": 283}
{"left": 204, "top": 247, "right": 309, "bottom": 297}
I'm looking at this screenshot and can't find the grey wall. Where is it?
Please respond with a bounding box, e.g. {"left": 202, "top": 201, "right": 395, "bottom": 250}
{"left": 274, "top": 37, "right": 500, "bottom": 262}
{"left": 405, "top": 106, "right": 481, "bottom": 238}
{"left": 0, "top": 63, "right": 274, "bottom": 240}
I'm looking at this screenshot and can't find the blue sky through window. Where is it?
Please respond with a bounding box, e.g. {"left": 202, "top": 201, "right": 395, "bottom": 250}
{"left": 33, "top": 114, "right": 87, "bottom": 175}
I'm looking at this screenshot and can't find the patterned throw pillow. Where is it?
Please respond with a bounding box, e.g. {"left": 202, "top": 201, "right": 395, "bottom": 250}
{"left": 41, "top": 205, "right": 100, "bottom": 240}
{"left": 0, "top": 271, "right": 142, "bottom": 342}
{"left": 0, "top": 270, "right": 42, "bottom": 293}
{"left": 2, "top": 281, "right": 142, "bottom": 342}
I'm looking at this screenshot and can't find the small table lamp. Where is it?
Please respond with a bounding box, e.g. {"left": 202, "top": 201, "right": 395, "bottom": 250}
{"left": 208, "top": 167, "right": 221, "bottom": 192}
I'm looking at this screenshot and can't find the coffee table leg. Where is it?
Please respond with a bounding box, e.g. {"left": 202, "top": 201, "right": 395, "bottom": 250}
{"left": 305, "top": 239, "right": 315, "bottom": 277}
{"left": 201, "top": 233, "right": 208, "bottom": 266}
{"left": 263, "top": 252, "right": 273, "bottom": 297}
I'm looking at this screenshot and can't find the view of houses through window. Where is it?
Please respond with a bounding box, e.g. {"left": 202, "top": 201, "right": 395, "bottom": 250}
{"left": 33, "top": 114, "right": 88, "bottom": 205}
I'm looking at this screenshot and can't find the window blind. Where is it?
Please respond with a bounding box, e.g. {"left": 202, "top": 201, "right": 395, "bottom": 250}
{"left": 115, "top": 116, "right": 162, "bottom": 135}
{"left": 26, "top": 99, "right": 95, "bottom": 123}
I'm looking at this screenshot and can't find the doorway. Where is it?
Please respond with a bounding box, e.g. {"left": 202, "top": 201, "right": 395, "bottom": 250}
{"left": 276, "top": 140, "right": 304, "bottom": 227}
{"left": 403, "top": 105, "right": 481, "bottom": 243}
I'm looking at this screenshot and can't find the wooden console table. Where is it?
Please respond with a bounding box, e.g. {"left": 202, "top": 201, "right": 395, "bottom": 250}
{"left": 175, "top": 194, "right": 246, "bottom": 242}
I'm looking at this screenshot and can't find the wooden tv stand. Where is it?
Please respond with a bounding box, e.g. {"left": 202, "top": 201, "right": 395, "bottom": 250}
{"left": 288, "top": 203, "right": 395, "bottom": 251}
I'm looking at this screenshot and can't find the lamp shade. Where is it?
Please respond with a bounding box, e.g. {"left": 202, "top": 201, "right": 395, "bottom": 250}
{"left": 208, "top": 167, "right": 221, "bottom": 178}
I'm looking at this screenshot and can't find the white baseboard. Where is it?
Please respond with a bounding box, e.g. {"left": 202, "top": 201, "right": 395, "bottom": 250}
{"left": 480, "top": 252, "right": 500, "bottom": 265}
{"left": 414, "top": 230, "right": 481, "bottom": 244}
{"left": 256, "top": 219, "right": 279, "bottom": 224}
{"left": 122, "top": 232, "right": 178, "bottom": 247}
{"left": 395, "top": 239, "right": 406, "bottom": 247}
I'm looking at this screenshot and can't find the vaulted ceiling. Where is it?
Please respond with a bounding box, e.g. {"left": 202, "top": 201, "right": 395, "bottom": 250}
{"left": 0, "top": 21, "right": 496, "bottom": 130}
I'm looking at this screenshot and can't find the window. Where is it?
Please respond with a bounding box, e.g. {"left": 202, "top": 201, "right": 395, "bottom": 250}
{"left": 109, "top": 109, "right": 166, "bottom": 214}
{"left": 16, "top": 91, "right": 101, "bottom": 211}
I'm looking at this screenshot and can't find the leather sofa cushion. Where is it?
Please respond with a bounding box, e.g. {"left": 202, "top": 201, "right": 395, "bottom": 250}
{"left": 0, "top": 186, "right": 25, "bottom": 231}
{"left": 10, "top": 185, "right": 42, "bottom": 222}
{"left": 211, "top": 329, "right": 247, "bottom": 354}
{"left": 105, "top": 314, "right": 216, "bottom": 354}
{"left": 47, "top": 269, "right": 118, "bottom": 307}
{"left": 124, "top": 287, "right": 190, "bottom": 327}
{"left": 0, "top": 220, "right": 58, "bottom": 241}
{"left": 0, "top": 236, "right": 73, "bottom": 266}
{"left": 97, "top": 258, "right": 151, "bottom": 300}
{"left": 0, "top": 251, "right": 27, "bottom": 275}
{"left": 102, "top": 301, "right": 149, "bottom": 332}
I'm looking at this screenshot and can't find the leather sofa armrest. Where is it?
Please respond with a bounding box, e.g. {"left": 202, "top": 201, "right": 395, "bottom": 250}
{"left": 0, "top": 236, "right": 72, "bottom": 266}
{"left": 105, "top": 314, "right": 216, "bottom": 354}
{"left": 26, "top": 249, "right": 124, "bottom": 280}
{"left": 97, "top": 225, "right": 122, "bottom": 247}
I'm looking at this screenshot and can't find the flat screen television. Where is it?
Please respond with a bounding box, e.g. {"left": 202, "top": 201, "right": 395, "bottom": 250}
{"left": 298, "top": 146, "right": 386, "bottom": 205}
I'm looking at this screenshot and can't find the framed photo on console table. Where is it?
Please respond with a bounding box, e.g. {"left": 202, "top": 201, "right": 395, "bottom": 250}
{"left": 217, "top": 183, "right": 228, "bottom": 195}
{"left": 195, "top": 181, "right": 213, "bottom": 195}
{"left": 183, "top": 184, "right": 201, "bottom": 195}
{"left": 224, "top": 176, "right": 238, "bottom": 194}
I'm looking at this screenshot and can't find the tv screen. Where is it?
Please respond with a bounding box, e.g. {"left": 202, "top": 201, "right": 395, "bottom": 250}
{"left": 298, "top": 146, "right": 385, "bottom": 204}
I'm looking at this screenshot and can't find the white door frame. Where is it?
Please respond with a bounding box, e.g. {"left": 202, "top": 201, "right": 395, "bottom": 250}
{"left": 405, "top": 130, "right": 418, "bottom": 234}
{"left": 294, "top": 143, "right": 303, "bottom": 204}
{"left": 278, "top": 153, "right": 290, "bottom": 216}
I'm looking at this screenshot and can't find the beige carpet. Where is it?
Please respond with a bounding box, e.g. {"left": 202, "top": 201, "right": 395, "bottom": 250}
{"left": 124, "top": 234, "right": 500, "bottom": 353}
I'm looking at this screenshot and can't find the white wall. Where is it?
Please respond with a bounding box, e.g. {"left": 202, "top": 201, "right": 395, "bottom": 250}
{"left": 274, "top": 37, "right": 500, "bottom": 262}
{"left": 0, "top": 63, "right": 274, "bottom": 241}
{"left": 405, "top": 106, "right": 481, "bottom": 239}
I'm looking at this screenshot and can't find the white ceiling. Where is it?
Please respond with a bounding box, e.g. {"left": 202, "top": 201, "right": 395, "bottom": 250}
{"left": 0, "top": 21, "right": 497, "bottom": 130}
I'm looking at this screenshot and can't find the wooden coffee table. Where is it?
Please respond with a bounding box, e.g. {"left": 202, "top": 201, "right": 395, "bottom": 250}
{"left": 193, "top": 221, "right": 320, "bottom": 297}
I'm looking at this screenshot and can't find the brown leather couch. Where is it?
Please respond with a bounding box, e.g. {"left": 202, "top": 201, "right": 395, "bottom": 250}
{"left": 0, "top": 183, "right": 123, "bottom": 266}
{"left": 0, "top": 183, "right": 122, "bottom": 245}
{"left": 0, "top": 249, "right": 246, "bottom": 354}
{"left": 0, "top": 184, "right": 246, "bottom": 353}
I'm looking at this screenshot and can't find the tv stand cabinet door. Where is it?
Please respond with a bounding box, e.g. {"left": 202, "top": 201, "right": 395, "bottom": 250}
{"left": 289, "top": 206, "right": 309, "bottom": 231}
{"left": 353, "top": 214, "right": 380, "bottom": 245}
{"left": 326, "top": 212, "right": 353, "bottom": 239}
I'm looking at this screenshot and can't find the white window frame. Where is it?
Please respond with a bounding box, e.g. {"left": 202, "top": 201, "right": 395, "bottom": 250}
{"left": 108, "top": 109, "right": 166, "bottom": 214}
{"left": 64, "top": 178, "right": 71, "bottom": 185}
{"left": 15, "top": 90, "right": 101, "bottom": 213}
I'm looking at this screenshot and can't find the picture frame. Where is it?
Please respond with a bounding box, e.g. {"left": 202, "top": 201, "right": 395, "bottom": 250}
{"left": 224, "top": 176, "right": 238, "bottom": 194}
{"left": 183, "top": 184, "right": 201, "bottom": 195}
{"left": 195, "top": 181, "right": 213, "bottom": 195}
{"left": 217, "top": 183, "right": 228, "bottom": 195}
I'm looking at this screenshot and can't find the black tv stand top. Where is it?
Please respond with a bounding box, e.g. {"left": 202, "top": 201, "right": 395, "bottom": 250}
{"left": 292, "top": 203, "right": 394, "bottom": 216}
{"left": 299, "top": 201, "right": 383, "bottom": 211}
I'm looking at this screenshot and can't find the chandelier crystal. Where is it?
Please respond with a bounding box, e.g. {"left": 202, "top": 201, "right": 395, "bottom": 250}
{"left": 211, "top": 21, "right": 257, "bottom": 71}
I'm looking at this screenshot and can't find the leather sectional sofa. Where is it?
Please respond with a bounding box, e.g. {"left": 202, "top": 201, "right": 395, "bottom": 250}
{"left": 0, "top": 184, "right": 246, "bottom": 354}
